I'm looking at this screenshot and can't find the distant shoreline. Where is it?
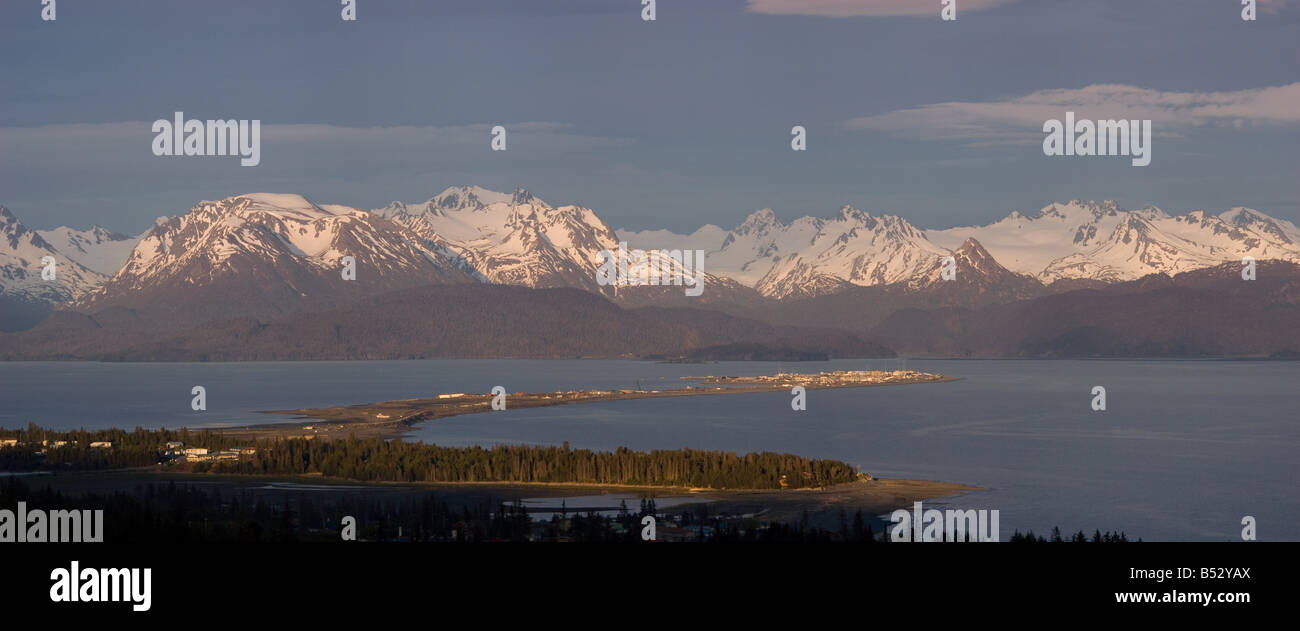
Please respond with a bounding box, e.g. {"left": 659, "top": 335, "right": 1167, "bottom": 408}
{"left": 217, "top": 371, "right": 961, "bottom": 441}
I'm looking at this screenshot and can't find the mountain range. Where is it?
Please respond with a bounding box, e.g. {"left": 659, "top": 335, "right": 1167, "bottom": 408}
{"left": 2, "top": 187, "right": 1298, "bottom": 358}
{"left": 622, "top": 199, "right": 1300, "bottom": 296}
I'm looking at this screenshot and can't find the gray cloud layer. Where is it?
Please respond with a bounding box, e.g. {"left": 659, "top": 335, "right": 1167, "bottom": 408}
{"left": 845, "top": 83, "right": 1300, "bottom": 145}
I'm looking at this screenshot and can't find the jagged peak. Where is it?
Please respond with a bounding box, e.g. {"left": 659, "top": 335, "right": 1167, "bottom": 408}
{"left": 952, "top": 237, "right": 996, "bottom": 263}
{"left": 1038, "top": 199, "right": 1122, "bottom": 220}
{"left": 836, "top": 205, "right": 868, "bottom": 222}
{"left": 511, "top": 187, "right": 536, "bottom": 205}
{"left": 0, "top": 207, "right": 38, "bottom": 240}
{"left": 1073, "top": 199, "right": 1120, "bottom": 213}
{"left": 736, "top": 208, "right": 781, "bottom": 234}
{"left": 430, "top": 185, "right": 513, "bottom": 211}
{"left": 1135, "top": 204, "right": 1167, "bottom": 220}
{"left": 226, "top": 192, "right": 318, "bottom": 209}
{"left": 1219, "top": 206, "right": 1267, "bottom": 225}
{"left": 44, "top": 224, "right": 131, "bottom": 241}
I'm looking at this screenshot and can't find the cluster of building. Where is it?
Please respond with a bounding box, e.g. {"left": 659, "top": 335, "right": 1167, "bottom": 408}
{"left": 524, "top": 512, "right": 759, "bottom": 543}
{"left": 161, "top": 442, "right": 257, "bottom": 463}
{"left": 544, "top": 389, "right": 663, "bottom": 398}
{"left": 701, "top": 370, "right": 938, "bottom": 387}
{"left": 0, "top": 438, "right": 112, "bottom": 452}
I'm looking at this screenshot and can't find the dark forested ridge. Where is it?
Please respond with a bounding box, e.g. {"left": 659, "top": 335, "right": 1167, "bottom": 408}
{"left": 0, "top": 425, "right": 862, "bottom": 490}
{"left": 204, "top": 440, "right": 862, "bottom": 489}
{"left": 4, "top": 261, "right": 1292, "bottom": 360}
{"left": 0, "top": 284, "right": 892, "bottom": 361}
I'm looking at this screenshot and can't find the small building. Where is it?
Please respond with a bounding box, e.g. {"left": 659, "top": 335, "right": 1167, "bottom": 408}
{"left": 184, "top": 447, "right": 209, "bottom": 456}
{"left": 166, "top": 441, "right": 184, "bottom": 449}
{"left": 89, "top": 441, "right": 112, "bottom": 448}
{"left": 437, "top": 393, "right": 466, "bottom": 399}
{"left": 0, "top": 438, "right": 18, "bottom": 448}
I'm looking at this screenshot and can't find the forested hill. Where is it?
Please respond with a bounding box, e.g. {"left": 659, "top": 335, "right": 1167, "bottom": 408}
{"left": 0, "top": 426, "right": 863, "bottom": 490}
{"left": 210, "top": 440, "right": 862, "bottom": 489}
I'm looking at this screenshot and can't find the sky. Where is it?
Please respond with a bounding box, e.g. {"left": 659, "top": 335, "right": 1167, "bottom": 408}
{"left": 1, "top": 0, "right": 1297, "bottom": 235}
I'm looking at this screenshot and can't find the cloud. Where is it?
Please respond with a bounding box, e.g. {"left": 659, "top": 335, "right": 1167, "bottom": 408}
{"left": 0, "top": 120, "right": 635, "bottom": 230}
{"left": 746, "top": 0, "right": 1024, "bottom": 17}
{"left": 845, "top": 83, "right": 1300, "bottom": 145}
{"left": 1257, "top": 0, "right": 1291, "bottom": 14}
{"left": 0, "top": 120, "right": 632, "bottom": 173}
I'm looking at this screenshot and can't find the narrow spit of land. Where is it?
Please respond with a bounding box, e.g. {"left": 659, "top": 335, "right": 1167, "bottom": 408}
{"left": 220, "top": 370, "right": 960, "bottom": 441}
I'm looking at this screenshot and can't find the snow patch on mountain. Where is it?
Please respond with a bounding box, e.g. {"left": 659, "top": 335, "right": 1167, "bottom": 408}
{"left": 37, "top": 225, "right": 144, "bottom": 276}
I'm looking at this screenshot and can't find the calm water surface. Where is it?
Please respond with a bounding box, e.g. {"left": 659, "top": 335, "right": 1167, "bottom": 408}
{"left": 2, "top": 359, "right": 1295, "bottom": 541}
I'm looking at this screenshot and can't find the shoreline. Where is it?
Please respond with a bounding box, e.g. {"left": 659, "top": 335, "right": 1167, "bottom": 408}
{"left": 4, "top": 369, "right": 983, "bottom": 527}
{"left": 20, "top": 470, "right": 985, "bottom": 530}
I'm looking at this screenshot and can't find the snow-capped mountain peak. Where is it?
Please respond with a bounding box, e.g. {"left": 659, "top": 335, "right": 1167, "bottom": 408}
{"left": 75, "top": 193, "right": 473, "bottom": 317}
{"left": 36, "top": 224, "right": 141, "bottom": 277}
{"left": 752, "top": 206, "right": 947, "bottom": 298}
{"left": 373, "top": 187, "right": 624, "bottom": 292}
{"left": 733, "top": 208, "right": 782, "bottom": 237}
{"left": 433, "top": 185, "right": 514, "bottom": 212}
{"left": 1, "top": 206, "right": 106, "bottom": 304}
{"left": 8, "top": 187, "right": 1300, "bottom": 321}
{"left": 928, "top": 201, "right": 1300, "bottom": 285}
